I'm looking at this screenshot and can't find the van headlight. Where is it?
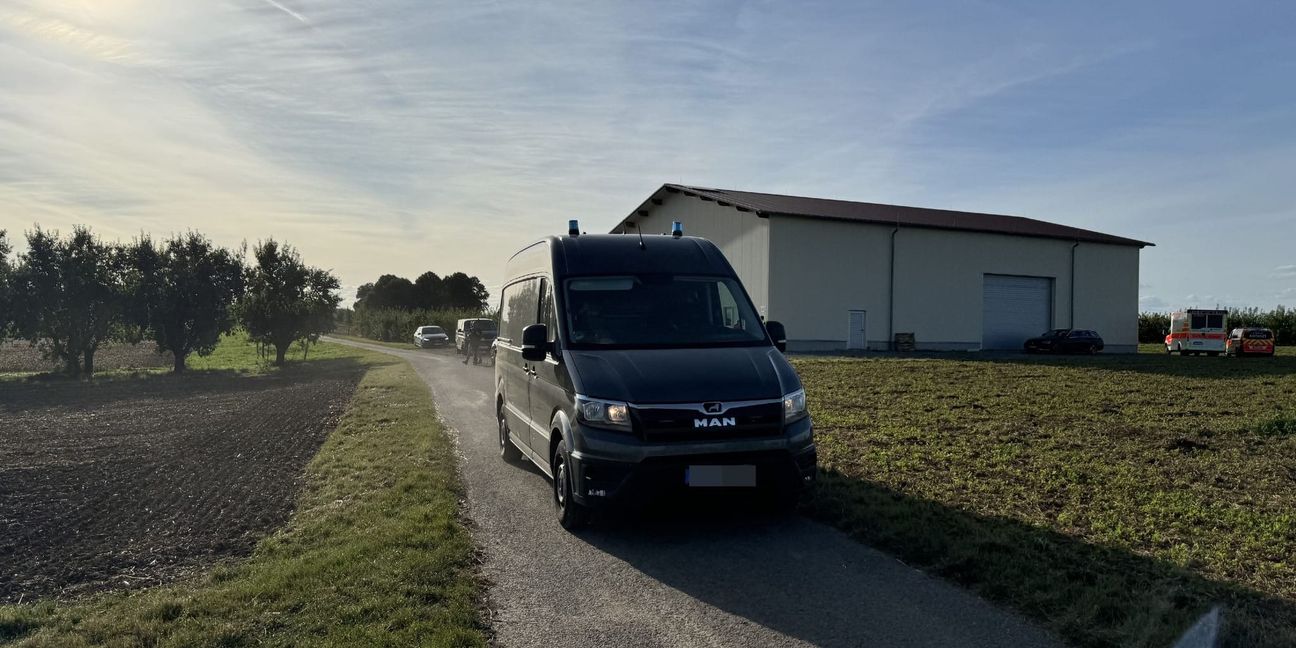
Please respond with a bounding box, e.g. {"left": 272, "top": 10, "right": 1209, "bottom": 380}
{"left": 783, "top": 389, "right": 807, "bottom": 422}
{"left": 575, "top": 395, "right": 633, "bottom": 432}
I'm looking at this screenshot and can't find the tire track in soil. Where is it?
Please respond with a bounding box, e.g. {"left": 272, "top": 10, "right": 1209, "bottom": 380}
{"left": 0, "top": 362, "right": 364, "bottom": 603}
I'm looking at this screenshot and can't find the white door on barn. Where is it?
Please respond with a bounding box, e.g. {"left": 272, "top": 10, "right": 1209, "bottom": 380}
{"left": 847, "top": 310, "right": 867, "bottom": 350}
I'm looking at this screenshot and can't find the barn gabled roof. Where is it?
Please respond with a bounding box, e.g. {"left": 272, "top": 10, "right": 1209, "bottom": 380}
{"left": 618, "top": 184, "right": 1153, "bottom": 248}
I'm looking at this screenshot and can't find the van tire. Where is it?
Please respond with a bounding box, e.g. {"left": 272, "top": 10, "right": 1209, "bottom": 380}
{"left": 552, "top": 444, "right": 590, "bottom": 530}
{"left": 498, "top": 409, "right": 522, "bottom": 462}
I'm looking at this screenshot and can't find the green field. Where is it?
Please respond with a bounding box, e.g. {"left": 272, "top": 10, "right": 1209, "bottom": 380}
{"left": 0, "top": 334, "right": 358, "bottom": 382}
{"left": 0, "top": 339, "right": 486, "bottom": 647}
{"left": 795, "top": 348, "right": 1296, "bottom": 647}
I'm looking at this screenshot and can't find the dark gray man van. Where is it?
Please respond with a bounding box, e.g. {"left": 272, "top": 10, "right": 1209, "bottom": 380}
{"left": 494, "top": 223, "right": 817, "bottom": 529}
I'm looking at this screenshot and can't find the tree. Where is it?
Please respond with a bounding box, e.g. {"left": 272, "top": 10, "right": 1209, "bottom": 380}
{"left": 239, "top": 240, "right": 341, "bottom": 366}
{"left": 0, "top": 231, "right": 11, "bottom": 342}
{"left": 131, "top": 233, "right": 245, "bottom": 372}
{"left": 442, "top": 272, "right": 490, "bottom": 310}
{"left": 413, "top": 271, "right": 444, "bottom": 310}
{"left": 354, "top": 282, "right": 375, "bottom": 308}
{"left": 11, "top": 227, "right": 127, "bottom": 377}
{"left": 366, "top": 274, "right": 416, "bottom": 310}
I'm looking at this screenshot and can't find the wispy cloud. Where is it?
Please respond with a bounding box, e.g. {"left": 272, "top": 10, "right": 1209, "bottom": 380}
{"left": 259, "top": 0, "right": 311, "bottom": 26}
{"left": 1139, "top": 295, "right": 1168, "bottom": 311}
{"left": 1, "top": 0, "right": 1294, "bottom": 306}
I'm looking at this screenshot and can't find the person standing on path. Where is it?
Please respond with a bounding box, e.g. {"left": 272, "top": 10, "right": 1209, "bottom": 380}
{"left": 463, "top": 326, "right": 481, "bottom": 365}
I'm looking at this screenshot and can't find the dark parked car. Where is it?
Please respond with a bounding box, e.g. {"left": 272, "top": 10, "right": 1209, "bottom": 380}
{"left": 1024, "top": 329, "right": 1104, "bottom": 354}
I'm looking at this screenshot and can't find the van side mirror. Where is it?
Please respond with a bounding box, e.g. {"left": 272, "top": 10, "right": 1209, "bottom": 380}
{"left": 765, "top": 320, "right": 787, "bottom": 353}
{"left": 521, "top": 324, "right": 549, "bottom": 361}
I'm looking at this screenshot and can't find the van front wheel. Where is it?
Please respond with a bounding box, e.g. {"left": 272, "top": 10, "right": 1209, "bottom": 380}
{"left": 498, "top": 409, "right": 521, "bottom": 462}
{"left": 552, "top": 445, "right": 590, "bottom": 530}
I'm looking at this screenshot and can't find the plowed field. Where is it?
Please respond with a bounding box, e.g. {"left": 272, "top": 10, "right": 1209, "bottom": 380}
{"left": 0, "top": 360, "right": 364, "bottom": 603}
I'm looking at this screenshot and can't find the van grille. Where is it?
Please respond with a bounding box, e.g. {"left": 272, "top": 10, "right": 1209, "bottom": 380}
{"left": 631, "top": 401, "right": 783, "bottom": 442}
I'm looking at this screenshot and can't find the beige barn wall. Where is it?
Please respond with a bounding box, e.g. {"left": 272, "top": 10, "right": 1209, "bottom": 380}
{"left": 767, "top": 217, "right": 892, "bottom": 348}
{"left": 1073, "top": 243, "right": 1140, "bottom": 351}
{"left": 617, "top": 192, "right": 1143, "bottom": 353}
{"left": 769, "top": 220, "right": 1143, "bottom": 352}
{"left": 621, "top": 194, "right": 771, "bottom": 317}
{"left": 889, "top": 228, "right": 1073, "bottom": 349}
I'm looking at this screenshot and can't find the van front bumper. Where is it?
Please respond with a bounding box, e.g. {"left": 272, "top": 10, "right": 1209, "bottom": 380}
{"left": 567, "top": 417, "right": 817, "bottom": 508}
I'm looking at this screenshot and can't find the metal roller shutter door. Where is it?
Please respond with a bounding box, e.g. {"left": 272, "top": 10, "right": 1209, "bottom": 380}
{"left": 982, "top": 275, "right": 1052, "bottom": 350}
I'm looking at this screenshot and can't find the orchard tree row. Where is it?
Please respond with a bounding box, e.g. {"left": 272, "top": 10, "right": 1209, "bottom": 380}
{"left": 0, "top": 227, "right": 340, "bottom": 376}
{"left": 354, "top": 271, "right": 489, "bottom": 312}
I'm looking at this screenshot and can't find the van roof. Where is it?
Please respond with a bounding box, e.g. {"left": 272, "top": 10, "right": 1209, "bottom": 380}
{"left": 514, "top": 234, "right": 736, "bottom": 278}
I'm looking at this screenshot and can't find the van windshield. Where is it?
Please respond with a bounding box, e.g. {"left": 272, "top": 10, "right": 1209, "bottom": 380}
{"left": 564, "top": 275, "right": 768, "bottom": 349}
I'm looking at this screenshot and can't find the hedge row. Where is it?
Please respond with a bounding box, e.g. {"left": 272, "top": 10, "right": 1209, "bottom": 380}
{"left": 337, "top": 307, "right": 493, "bottom": 343}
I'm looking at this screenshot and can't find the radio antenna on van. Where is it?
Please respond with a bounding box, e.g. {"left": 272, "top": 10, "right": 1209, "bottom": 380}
{"left": 627, "top": 222, "right": 646, "bottom": 250}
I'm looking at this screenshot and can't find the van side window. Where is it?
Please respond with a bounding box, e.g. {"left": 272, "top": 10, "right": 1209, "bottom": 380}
{"left": 498, "top": 285, "right": 513, "bottom": 342}
{"left": 540, "top": 278, "right": 557, "bottom": 342}
{"left": 503, "top": 278, "right": 540, "bottom": 343}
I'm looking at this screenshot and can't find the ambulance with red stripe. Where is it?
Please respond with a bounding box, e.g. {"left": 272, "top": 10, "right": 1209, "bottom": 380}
{"left": 1165, "top": 309, "right": 1227, "bottom": 356}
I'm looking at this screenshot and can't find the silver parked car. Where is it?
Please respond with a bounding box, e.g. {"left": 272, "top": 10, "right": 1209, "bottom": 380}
{"left": 413, "top": 325, "right": 449, "bottom": 348}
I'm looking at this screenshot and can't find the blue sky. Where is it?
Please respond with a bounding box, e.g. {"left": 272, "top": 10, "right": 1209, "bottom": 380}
{"left": 1, "top": 0, "right": 1293, "bottom": 309}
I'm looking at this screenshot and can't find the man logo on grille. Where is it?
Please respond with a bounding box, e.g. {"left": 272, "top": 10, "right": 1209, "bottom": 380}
{"left": 703, "top": 402, "right": 724, "bottom": 414}
{"left": 694, "top": 417, "right": 737, "bottom": 428}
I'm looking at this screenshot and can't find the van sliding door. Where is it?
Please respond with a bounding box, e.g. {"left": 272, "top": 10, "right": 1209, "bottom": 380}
{"left": 527, "top": 278, "right": 565, "bottom": 465}
{"left": 500, "top": 278, "right": 541, "bottom": 455}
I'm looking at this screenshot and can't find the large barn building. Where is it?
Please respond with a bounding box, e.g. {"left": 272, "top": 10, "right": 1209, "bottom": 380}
{"left": 612, "top": 184, "right": 1152, "bottom": 353}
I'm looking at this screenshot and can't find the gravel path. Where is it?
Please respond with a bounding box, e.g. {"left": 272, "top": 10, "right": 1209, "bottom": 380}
{"left": 326, "top": 337, "right": 1061, "bottom": 648}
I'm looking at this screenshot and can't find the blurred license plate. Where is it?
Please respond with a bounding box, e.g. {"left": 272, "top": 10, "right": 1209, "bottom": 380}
{"left": 686, "top": 465, "right": 756, "bottom": 487}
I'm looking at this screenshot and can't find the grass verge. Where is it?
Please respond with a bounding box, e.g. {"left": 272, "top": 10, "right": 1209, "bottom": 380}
{"left": 795, "top": 352, "right": 1296, "bottom": 647}
{"left": 0, "top": 342, "right": 487, "bottom": 647}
